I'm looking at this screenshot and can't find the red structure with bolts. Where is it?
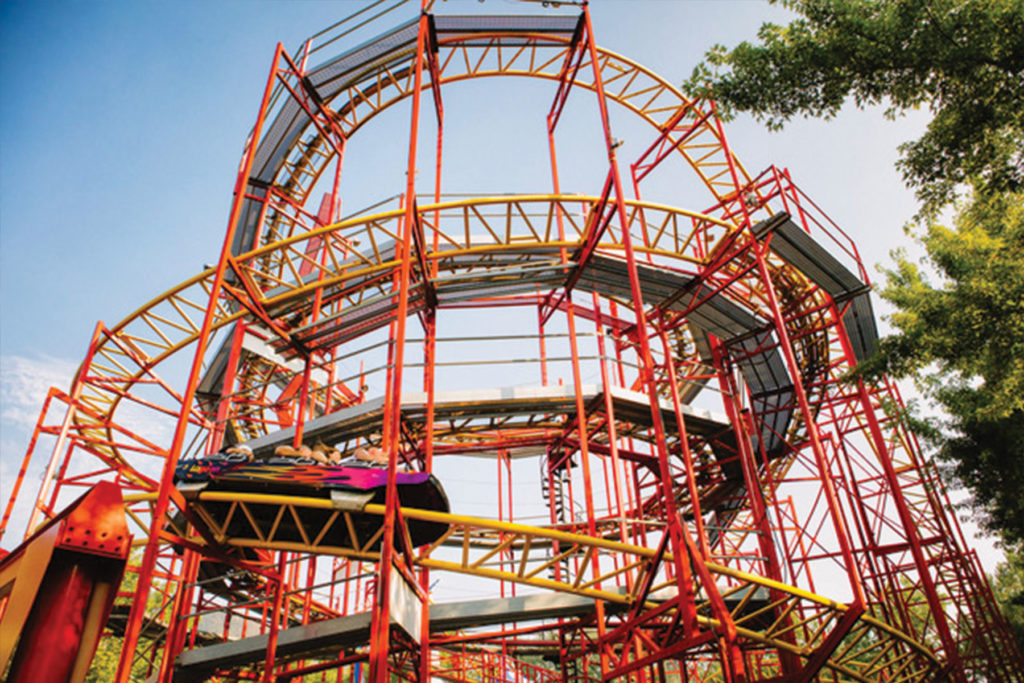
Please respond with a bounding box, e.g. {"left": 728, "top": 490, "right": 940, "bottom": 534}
{"left": 2, "top": 3, "right": 1022, "bottom": 681}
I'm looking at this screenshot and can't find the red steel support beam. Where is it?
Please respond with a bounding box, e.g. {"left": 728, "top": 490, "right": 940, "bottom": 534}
{"left": 546, "top": 13, "right": 586, "bottom": 134}
{"left": 710, "top": 106, "right": 867, "bottom": 617}
{"left": 276, "top": 48, "right": 348, "bottom": 157}
{"left": 831, "top": 303, "right": 966, "bottom": 680}
{"left": 1, "top": 482, "right": 129, "bottom": 682}
{"left": 369, "top": 4, "right": 431, "bottom": 680}
{"left": 543, "top": 12, "right": 611, "bottom": 674}
{"left": 539, "top": 170, "right": 615, "bottom": 326}
{"left": 25, "top": 321, "right": 106, "bottom": 538}
{"left": 793, "top": 602, "right": 865, "bottom": 683}
{"left": 579, "top": 6, "right": 745, "bottom": 678}
{"left": 0, "top": 386, "right": 64, "bottom": 543}
{"left": 709, "top": 335, "right": 801, "bottom": 676}
{"left": 206, "top": 319, "right": 247, "bottom": 454}
{"left": 630, "top": 100, "right": 712, "bottom": 185}
{"left": 114, "top": 43, "right": 285, "bottom": 683}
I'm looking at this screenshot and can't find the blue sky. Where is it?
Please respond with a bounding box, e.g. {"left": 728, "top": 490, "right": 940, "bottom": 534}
{"left": 0, "top": 0, "right": 998, "bottom": 574}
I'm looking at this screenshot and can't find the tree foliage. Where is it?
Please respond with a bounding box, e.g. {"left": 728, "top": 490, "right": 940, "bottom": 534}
{"left": 991, "top": 551, "right": 1024, "bottom": 648}
{"left": 873, "top": 191, "right": 1024, "bottom": 544}
{"left": 685, "top": 0, "right": 1024, "bottom": 209}
{"left": 686, "top": 0, "right": 1024, "bottom": 548}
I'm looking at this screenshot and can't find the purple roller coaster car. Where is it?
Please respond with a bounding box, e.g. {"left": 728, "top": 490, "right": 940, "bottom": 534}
{"left": 174, "top": 453, "right": 451, "bottom": 548}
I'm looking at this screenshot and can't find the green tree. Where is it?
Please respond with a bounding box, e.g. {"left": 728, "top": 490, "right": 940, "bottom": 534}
{"left": 991, "top": 551, "right": 1024, "bottom": 648}
{"left": 685, "top": 0, "right": 1024, "bottom": 210}
{"left": 873, "top": 191, "right": 1024, "bottom": 545}
{"left": 685, "top": 0, "right": 1024, "bottom": 548}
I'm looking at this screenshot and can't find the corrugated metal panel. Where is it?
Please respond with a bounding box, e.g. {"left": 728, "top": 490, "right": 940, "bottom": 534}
{"left": 308, "top": 19, "right": 420, "bottom": 93}
{"left": 434, "top": 14, "right": 581, "bottom": 44}
{"left": 234, "top": 15, "right": 578, "bottom": 258}
{"left": 242, "top": 237, "right": 799, "bottom": 454}
{"left": 754, "top": 214, "right": 863, "bottom": 296}
{"left": 236, "top": 383, "right": 730, "bottom": 459}
{"left": 754, "top": 212, "right": 879, "bottom": 363}
{"left": 843, "top": 293, "right": 879, "bottom": 362}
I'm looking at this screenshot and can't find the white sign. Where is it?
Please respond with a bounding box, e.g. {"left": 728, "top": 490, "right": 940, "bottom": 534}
{"left": 388, "top": 567, "right": 423, "bottom": 644}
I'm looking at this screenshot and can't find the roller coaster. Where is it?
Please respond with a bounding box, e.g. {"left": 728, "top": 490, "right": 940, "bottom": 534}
{"left": 2, "top": 2, "right": 1023, "bottom": 681}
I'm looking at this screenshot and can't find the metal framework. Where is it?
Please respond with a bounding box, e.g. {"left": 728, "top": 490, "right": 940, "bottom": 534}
{"left": 2, "top": 2, "right": 1022, "bottom": 681}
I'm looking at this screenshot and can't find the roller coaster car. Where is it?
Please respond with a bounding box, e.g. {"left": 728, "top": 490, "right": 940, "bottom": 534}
{"left": 174, "top": 454, "right": 451, "bottom": 549}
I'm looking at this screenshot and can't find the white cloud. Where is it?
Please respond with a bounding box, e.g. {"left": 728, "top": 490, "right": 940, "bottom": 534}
{"left": 0, "top": 353, "right": 78, "bottom": 430}
{"left": 0, "top": 354, "right": 78, "bottom": 541}
{"left": 0, "top": 353, "right": 176, "bottom": 539}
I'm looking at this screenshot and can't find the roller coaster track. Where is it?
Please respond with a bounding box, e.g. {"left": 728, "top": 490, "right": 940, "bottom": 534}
{"left": 56, "top": 15, "right": 760, "bottom": 489}
{"left": 148, "top": 491, "right": 940, "bottom": 682}
{"left": 61, "top": 194, "right": 836, "bottom": 548}
{"left": 249, "top": 19, "right": 751, "bottom": 230}
{"left": 10, "top": 9, "right": 1018, "bottom": 680}
{"left": 58, "top": 197, "right": 742, "bottom": 470}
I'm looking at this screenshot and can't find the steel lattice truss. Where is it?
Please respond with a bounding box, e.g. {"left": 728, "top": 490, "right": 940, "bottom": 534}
{"left": 2, "top": 3, "right": 1022, "bottom": 683}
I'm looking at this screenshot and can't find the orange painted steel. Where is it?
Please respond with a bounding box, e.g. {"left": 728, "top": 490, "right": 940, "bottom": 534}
{"left": 0, "top": 482, "right": 130, "bottom": 682}
{"left": 1, "top": 4, "right": 1022, "bottom": 682}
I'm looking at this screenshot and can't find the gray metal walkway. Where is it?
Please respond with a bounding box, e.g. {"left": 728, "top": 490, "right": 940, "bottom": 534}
{"left": 175, "top": 591, "right": 615, "bottom": 681}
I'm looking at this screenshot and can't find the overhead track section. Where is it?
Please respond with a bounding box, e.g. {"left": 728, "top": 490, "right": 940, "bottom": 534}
{"left": 231, "top": 13, "right": 749, "bottom": 258}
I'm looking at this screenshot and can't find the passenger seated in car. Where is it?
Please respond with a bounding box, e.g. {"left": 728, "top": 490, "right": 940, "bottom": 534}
{"left": 273, "top": 441, "right": 343, "bottom": 465}
{"left": 353, "top": 444, "right": 387, "bottom": 464}
{"left": 274, "top": 443, "right": 314, "bottom": 460}
{"left": 310, "top": 441, "right": 342, "bottom": 465}
{"left": 224, "top": 445, "right": 254, "bottom": 461}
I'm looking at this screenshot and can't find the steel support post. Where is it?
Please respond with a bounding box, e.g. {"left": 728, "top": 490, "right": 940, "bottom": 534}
{"left": 708, "top": 335, "right": 801, "bottom": 676}
{"left": 158, "top": 542, "right": 203, "bottom": 681}
{"left": 580, "top": 6, "right": 745, "bottom": 678}
{"left": 831, "top": 305, "right": 966, "bottom": 680}
{"left": 114, "top": 43, "right": 285, "bottom": 683}
{"left": 6, "top": 558, "right": 101, "bottom": 682}
{"left": 751, "top": 242, "right": 866, "bottom": 604}
{"left": 207, "top": 319, "right": 247, "bottom": 454}
{"left": 592, "top": 295, "right": 631, "bottom": 554}
{"left": 0, "top": 387, "right": 63, "bottom": 543}
{"left": 369, "top": 5, "right": 431, "bottom": 680}
{"left": 543, "top": 16, "right": 611, "bottom": 676}
{"left": 710, "top": 108, "right": 867, "bottom": 612}
{"left": 658, "top": 329, "right": 713, "bottom": 557}
{"left": 25, "top": 321, "right": 106, "bottom": 537}
{"left": 262, "top": 552, "right": 289, "bottom": 682}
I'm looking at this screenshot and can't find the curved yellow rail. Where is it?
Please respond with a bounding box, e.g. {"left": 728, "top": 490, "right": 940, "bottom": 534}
{"left": 272, "top": 34, "right": 750, "bottom": 210}
{"left": 67, "top": 195, "right": 744, "bottom": 468}
{"left": 133, "top": 490, "right": 939, "bottom": 682}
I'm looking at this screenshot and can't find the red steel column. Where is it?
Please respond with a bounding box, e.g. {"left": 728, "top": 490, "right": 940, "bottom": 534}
{"left": 114, "top": 44, "right": 285, "bottom": 683}
{"left": 25, "top": 321, "right": 106, "bottom": 537}
{"left": 579, "top": 6, "right": 744, "bottom": 678}
{"left": 710, "top": 106, "right": 866, "bottom": 610}
{"left": 708, "top": 335, "right": 800, "bottom": 676}
{"left": 369, "top": 4, "right": 430, "bottom": 680}
{"left": 748, "top": 243, "right": 866, "bottom": 607}
{"left": 544, "top": 48, "right": 609, "bottom": 682}
{"left": 207, "top": 319, "right": 247, "bottom": 454}
{"left": 6, "top": 559, "right": 97, "bottom": 682}
{"left": 262, "top": 552, "right": 289, "bottom": 682}
{"left": 418, "top": 45, "right": 444, "bottom": 681}
{"left": 0, "top": 387, "right": 61, "bottom": 542}
{"left": 158, "top": 544, "right": 204, "bottom": 681}
{"left": 832, "top": 305, "right": 965, "bottom": 680}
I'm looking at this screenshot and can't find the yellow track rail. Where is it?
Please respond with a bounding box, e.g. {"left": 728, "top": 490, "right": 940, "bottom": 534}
{"left": 126, "top": 491, "right": 940, "bottom": 682}
{"left": 68, "top": 196, "right": 739, "bottom": 468}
